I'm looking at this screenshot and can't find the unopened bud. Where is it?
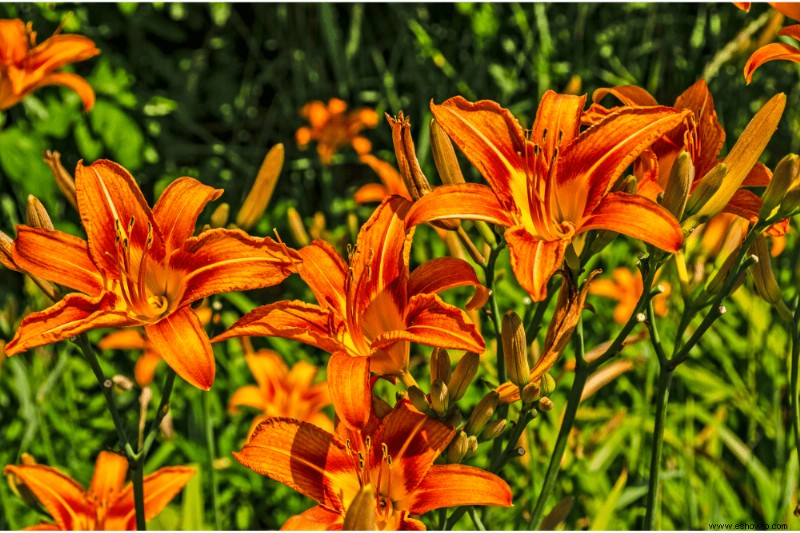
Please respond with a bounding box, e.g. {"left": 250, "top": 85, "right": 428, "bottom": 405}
{"left": 396, "top": 390, "right": 409, "bottom": 402}
{"left": 447, "top": 431, "right": 469, "bottom": 463}
{"left": 444, "top": 407, "right": 462, "bottom": 428}
{"left": 430, "top": 380, "right": 449, "bottom": 417}
{"left": 312, "top": 211, "right": 328, "bottom": 241}
{"left": 343, "top": 484, "right": 376, "bottom": 531}
{"left": 430, "top": 347, "right": 452, "bottom": 384}
{"left": 26, "top": 196, "right": 54, "bottom": 231}
{"left": 684, "top": 163, "right": 727, "bottom": 222}
{"left": 209, "top": 203, "right": 229, "bottom": 228}
{"left": 706, "top": 249, "right": 742, "bottom": 295}
{"left": 373, "top": 396, "right": 393, "bottom": 419}
{"left": 112, "top": 375, "right": 134, "bottom": 392}
{"left": 286, "top": 207, "right": 311, "bottom": 247}
{"left": 43, "top": 150, "right": 78, "bottom": 210}
{"left": 520, "top": 381, "right": 541, "bottom": 404}
{"left": 779, "top": 161, "right": 800, "bottom": 217}
{"left": 430, "top": 118, "right": 465, "bottom": 185}
{"left": 760, "top": 154, "right": 799, "bottom": 220}
{"left": 480, "top": 419, "right": 507, "bottom": 441}
{"left": 663, "top": 151, "right": 694, "bottom": 220}
{"left": 613, "top": 174, "right": 638, "bottom": 194}
{"left": 236, "top": 143, "right": 284, "bottom": 230}
{"left": 0, "top": 231, "right": 18, "bottom": 271}
{"left": 407, "top": 385, "right": 430, "bottom": 414}
{"left": 540, "top": 373, "right": 556, "bottom": 397}
{"left": 539, "top": 397, "right": 554, "bottom": 411}
{"left": 464, "top": 435, "right": 479, "bottom": 459}
{"left": 749, "top": 234, "right": 782, "bottom": 304}
{"left": 464, "top": 391, "right": 499, "bottom": 436}
{"left": 448, "top": 352, "right": 479, "bottom": 402}
{"left": 502, "top": 310, "right": 530, "bottom": 388}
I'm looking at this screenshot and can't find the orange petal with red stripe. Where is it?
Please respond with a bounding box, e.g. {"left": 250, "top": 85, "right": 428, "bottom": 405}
{"left": 327, "top": 352, "right": 371, "bottom": 431}
{"left": 405, "top": 183, "right": 514, "bottom": 230}
{"left": 404, "top": 464, "right": 513, "bottom": 515}
{"left": 744, "top": 40, "right": 800, "bottom": 84}
{"left": 407, "top": 257, "right": 489, "bottom": 310}
{"left": 505, "top": 227, "right": 570, "bottom": 302}
{"left": 152, "top": 177, "right": 223, "bottom": 254}
{"left": 298, "top": 240, "right": 349, "bottom": 317}
{"left": 3, "top": 464, "right": 88, "bottom": 529}
{"left": 146, "top": 306, "right": 214, "bottom": 390}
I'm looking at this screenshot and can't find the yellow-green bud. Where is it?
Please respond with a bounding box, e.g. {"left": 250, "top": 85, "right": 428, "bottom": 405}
{"left": 464, "top": 391, "right": 499, "bottom": 436}
{"left": 430, "top": 347, "right": 452, "bottom": 384}
{"left": 43, "top": 150, "right": 78, "bottom": 211}
{"left": 430, "top": 118, "right": 465, "bottom": 186}
{"left": 210, "top": 202, "right": 230, "bottom": 229}
{"left": 502, "top": 310, "right": 530, "bottom": 388}
{"left": 464, "top": 435, "right": 479, "bottom": 459}
{"left": 540, "top": 373, "right": 556, "bottom": 397}
{"left": 520, "top": 381, "right": 541, "bottom": 404}
{"left": 447, "top": 431, "right": 469, "bottom": 464}
{"left": 749, "top": 234, "right": 782, "bottom": 304}
{"left": 761, "top": 154, "right": 799, "bottom": 220}
{"left": 286, "top": 207, "right": 311, "bottom": 247}
{"left": 407, "top": 385, "right": 430, "bottom": 414}
{"left": 663, "top": 151, "right": 694, "bottom": 220}
{"left": 448, "top": 352, "right": 479, "bottom": 402}
{"left": 430, "top": 380, "right": 449, "bottom": 417}
{"left": 444, "top": 408, "right": 462, "bottom": 428}
{"left": 684, "top": 163, "right": 727, "bottom": 221}
{"left": 479, "top": 419, "right": 507, "bottom": 441}
{"left": 539, "top": 397, "right": 554, "bottom": 411}
{"left": 342, "top": 484, "right": 376, "bottom": 531}
{"left": 236, "top": 143, "right": 284, "bottom": 230}
{"left": 26, "top": 195, "right": 54, "bottom": 231}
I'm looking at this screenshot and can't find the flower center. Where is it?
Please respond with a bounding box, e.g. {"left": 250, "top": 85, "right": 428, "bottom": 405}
{"left": 344, "top": 437, "right": 399, "bottom": 528}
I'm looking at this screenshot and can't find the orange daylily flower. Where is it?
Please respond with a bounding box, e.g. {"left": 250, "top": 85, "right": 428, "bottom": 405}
{"left": 0, "top": 19, "right": 99, "bottom": 111}
{"left": 584, "top": 80, "right": 773, "bottom": 222}
{"left": 4, "top": 160, "right": 302, "bottom": 390}
{"left": 4, "top": 451, "right": 194, "bottom": 530}
{"left": 213, "top": 196, "right": 486, "bottom": 429}
{"left": 588, "top": 267, "right": 671, "bottom": 325}
{"left": 405, "top": 93, "right": 688, "bottom": 301}
{"left": 355, "top": 153, "right": 412, "bottom": 204}
{"left": 229, "top": 345, "right": 333, "bottom": 435}
{"left": 296, "top": 98, "right": 379, "bottom": 165}
{"left": 234, "top": 399, "right": 513, "bottom": 530}
{"left": 737, "top": 2, "right": 800, "bottom": 83}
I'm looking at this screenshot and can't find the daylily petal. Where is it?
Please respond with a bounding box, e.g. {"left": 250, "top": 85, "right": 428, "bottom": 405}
{"left": 579, "top": 192, "right": 683, "bottom": 253}
{"left": 404, "top": 183, "right": 514, "bottom": 229}
{"left": 246, "top": 350, "right": 289, "bottom": 393}
{"left": 0, "top": 19, "right": 28, "bottom": 64}
{"left": 289, "top": 360, "right": 321, "bottom": 390}
{"left": 75, "top": 160, "right": 165, "bottom": 278}
{"left": 111, "top": 466, "right": 196, "bottom": 529}
{"left": 723, "top": 189, "right": 762, "bottom": 223}
{"left": 744, "top": 40, "right": 800, "bottom": 84}
{"left": 3, "top": 464, "right": 88, "bottom": 529}
{"left": 152, "top": 177, "right": 223, "bottom": 254}
{"left": 172, "top": 228, "right": 302, "bottom": 307}
{"left": 430, "top": 97, "right": 527, "bottom": 213}
{"left": 229, "top": 385, "right": 264, "bottom": 413}
{"left": 327, "top": 352, "right": 371, "bottom": 431}
{"left": 505, "top": 226, "right": 569, "bottom": 302}
{"left": 211, "top": 300, "right": 346, "bottom": 355}
{"left": 298, "top": 240, "right": 349, "bottom": 317}
{"left": 4, "top": 292, "right": 131, "bottom": 356}
{"left": 674, "top": 80, "right": 725, "bottom": 177}
{"left": 372, "top": 400, "right": 455, "bottom": 497}
{"left": 354, "top": 182, "right": 390, "bottom": 204}
{"left": 359, "top": 153, "right": 411, "bottom": 199}
{"left": 21, "top": 524, "right": 61, "bottom": 530}
{"left": 97, "top": 328, "right": 147, "bottom": 350}
{"left": 404, "top": 464, "right": 513, "bottom": 515}
{"left": 29, "top": 72, "right": 96, "bottom": 111}
{"left": 233, "top": 418, "right": 357, "bottom": 513}
{"left": 592, "top": 85, "right": 658, "bottom": 107}
{"left": 740, "top": 162, "right": 772, "bottom": 187}
{"left": 11, "top": 226, "right": 103, "bottom": 294}
{"left": 407, "top": 257, "right": 489, "bottom": 310}
{"left": 531, "top": 90, "right": 586, "bottom": 160}
{"left": 28, "top": 34, "right": 99, "bottom": 73}
{"left": 400, "top": 514, "right": 427, "bottom": 530}
{"left": 145, "top": 306, "right": 214, "bottom": 390}
{"left": 134, "top": 351, "right": 162, "bottom": 387}
{"left": 88, "top": 451, "right": 129, "bottom": 506}
{"left": 370, "top": 293, "right": 485, "bottom": 360}
{"left": 281, "top": 505, "right": 343, "bottom": 530}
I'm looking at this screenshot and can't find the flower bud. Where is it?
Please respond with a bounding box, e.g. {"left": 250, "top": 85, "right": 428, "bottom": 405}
{"left": 430, "top": 118, "right": 465, "bottom": 185}
{"left": 663, "top": 151, "right": 694, "bottom": 220}
{"left": 447, "top": 431, "right": 469, "bottom": 464}
{"left": 749, "top": 234, "right": 782, "bottom": 304}
{"left": 43, "top": 150, "right": 78, "bottom": 211}
{"left": 430, "top": 347, "right": 452, "bottom": 384}
{"left": 540, "top": 373, "right": 556, "bottom": 397}
{"left": 208, "top": 202, "right": 229, "bottom": 229}
{"left": 286, "top": 207, "right": 311, "bottom": 247}
{"left": 407, "top": 385, "right": 430, "bottom": 414}
{"left": 0, "top": 231, "right": 19, "bottom": 271}
{"left": 463, "top": 435, "right": 479, "bottom": 459}
{"left": 343, "top": 484, "right": 376, "bottom": 531}
{"left": 760, "top": 154, "right": 799, "bottom": 220}
{"left": 684, "top": 163, "right": 726, "bottom": 222}
{"left": 502, "top": 310, "right": 530, "bottom": 388}
{"left": 539, "top": 397, "right": 554, "bottom": 411}
{"left": 430, "top": 379, "right": 449, "bottom": 417}
{"left": 464, "top": 391, "right": 499, "bottom": 436}
{"left": 480, "top": 419, "right": 507, "bottom": 441}
{"left": 444, "top": 407, "right": 462, "bottom": 428}
{"left": 26, "top": 195, "right": 54, "bottom": 231}
{"left": 448, "top": 352, "right": 479, "bottom": 402}
{"left": 706, "top": 249, "right": 743, "bottom": 295}
{"left": 520, "top": 381, "right": 541, "bottom": 404}
{"left": 236, "top": 143, "right": 284, "bottom": 230}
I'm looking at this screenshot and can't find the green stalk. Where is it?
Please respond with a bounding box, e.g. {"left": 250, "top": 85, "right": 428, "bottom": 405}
{"left": 644, "top": 365, "right": 673, "bottom": 529}
{"left": 132, "top": 458, "right": 147, "bottom": 531}
{"left": 203, "top": 392, "right": 223, "bottom": 529}
{"left": 140, "top": 370, "right": 177, "bottom": 458}
{"left": 791, "top": 299, "right": 800, "bottom": 489}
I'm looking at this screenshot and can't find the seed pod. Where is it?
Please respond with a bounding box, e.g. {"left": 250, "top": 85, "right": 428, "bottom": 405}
{"left": 464, "top": 391, "right": 499, "bottom": 436}
{"left": 480, "top": 419, "right": 507, "bottom": 441}
{"left": 447, "top": 431, "right": 469, "bottom": 464}
{"left": 760, "top": 154, "right": 799, "bottom": 220}
{"left": 407, "top": 385, "right": 430, "bottom": 414}
{"left": 343, "top": 484, "right": 376, "bottom": 531}
{"left": 430, "top": 380, "right": 449, "bottom": 417}
{"left": 540, "top": 373, "right": 556, "bottom": 397}
{"left": 430, "top": 347, "right": 452, "bottom": 384}
{"left": 502, "top": 310, "right": 529, "bottom": 388}
{"left": 430, "top": 118, "right": 465, "bottom": 185}
{"left": 448, "top": 352, "right": 480, "bottom": 402}
{"left": 26, "top": 195, "right": 54, "bottom": 231}
{"left": 662, "top": 151, "right": 694, "bottom": 220}
{"left": 43, "top": 150, "right": 78, "bottom": 211}
{"left": 463, "top": 435, "right": 479, "bottom": 459}
{"left": 286, "top": 207, "right": 311, "bottom": 247}
{"left": 236, "top": 144, "right": 284, "bottom": 230}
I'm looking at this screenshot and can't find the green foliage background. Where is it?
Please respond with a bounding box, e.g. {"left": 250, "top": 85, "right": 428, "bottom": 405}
{"left": 0, "top": 3, "right": 799, "bottom": 530}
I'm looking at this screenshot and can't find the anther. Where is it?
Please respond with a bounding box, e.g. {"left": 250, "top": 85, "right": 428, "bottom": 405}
{"left": 364, "top": 436, "right": 371, "bottom": 451}
{"left": 128, "top": 216, "right": 136, "bottom": 234}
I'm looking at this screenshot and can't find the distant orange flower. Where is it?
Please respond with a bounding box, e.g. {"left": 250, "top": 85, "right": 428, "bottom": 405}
{"left": 296, "top": 98, "right": 379, "bottom": 165}
{"left": 4, "top": 160, "right": 301, "bottom": 390}
{"left": 736, "top": 3, "right": 800, "bottom": 83}
{"left": 354, "top": 153, "right": 411, "bottom": 204}
{"left": 589, "top": 267, "right": 671, "bottom": 325}
{"left": 405, "top": 93, "right": 688, "bottom": 301}
{"left": 4, "top": 451, "right": 194, "bottom": 530}
{"left": 234, "top": 399, "right": 512, "bottom": 530}
{"left": 0, "top": 19, "right": 99, "bottom": 111}
{"left": 229, "top": 345, "right": 332, "bottom": 435}
{"left": 213, "top": 196, "right": 486, "bottom": 429}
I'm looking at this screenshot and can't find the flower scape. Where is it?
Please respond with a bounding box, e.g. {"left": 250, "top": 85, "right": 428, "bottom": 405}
{"left": 1, "top": 4, "right": 800, "bottom": 531}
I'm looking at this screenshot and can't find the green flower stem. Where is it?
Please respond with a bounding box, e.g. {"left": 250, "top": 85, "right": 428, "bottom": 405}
{"left": 132, "top": 460, "right": 147, "bottom": 531}
{"left": 203, "top": 392, "right": 223, "bottom": 530}
{"left": 791, "top": 299, "right": 800, "bottom": 498}
{"left": 140, "top": 370, "right": 177, "bottom": 459}
{"left": 468, "top": 506, "right": 487, "bottom": 531}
